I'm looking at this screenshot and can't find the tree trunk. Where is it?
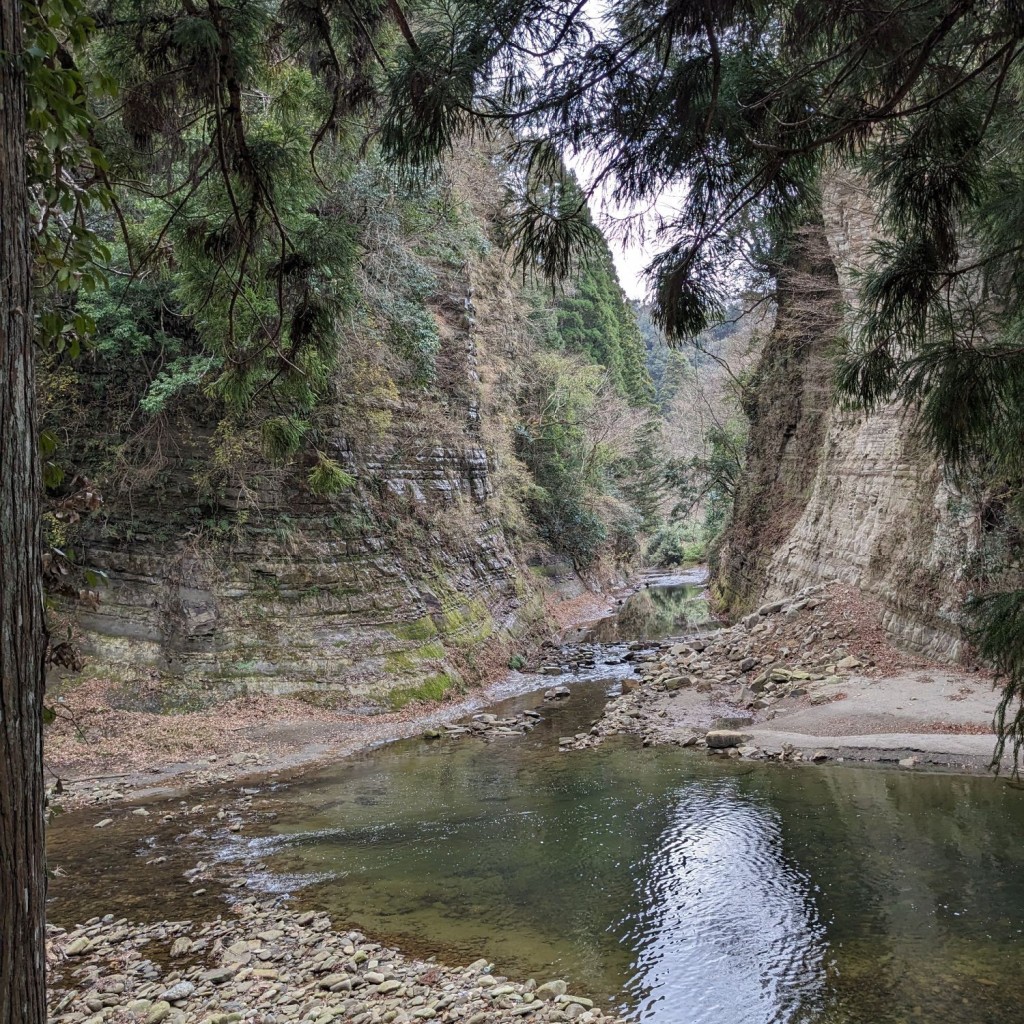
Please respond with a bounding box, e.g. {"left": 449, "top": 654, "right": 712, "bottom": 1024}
{"left": 0, "top": 2, "right": 48, "bottom": 1022}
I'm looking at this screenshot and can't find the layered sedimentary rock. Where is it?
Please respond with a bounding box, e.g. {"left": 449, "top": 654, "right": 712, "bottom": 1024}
{"left": 719, "top": 171, "right": 979, "bottom": 659}
{"left": 48, "top": 182, "right": 603, "bottom": 708}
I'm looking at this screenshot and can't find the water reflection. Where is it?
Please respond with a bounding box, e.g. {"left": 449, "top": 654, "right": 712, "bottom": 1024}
{"left": 622, "top": 781, "right": 826, "bottom": 1023}
{"left": 586, "top": 571, "right": 713, "bottom": 643}
{"left": 200, "top": 691, "right": 1024, "bottom": 1024}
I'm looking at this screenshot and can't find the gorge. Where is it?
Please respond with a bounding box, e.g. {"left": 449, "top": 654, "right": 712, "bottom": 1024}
{"left": 3, "top": 4, "right": 1024, "bottom": 1024}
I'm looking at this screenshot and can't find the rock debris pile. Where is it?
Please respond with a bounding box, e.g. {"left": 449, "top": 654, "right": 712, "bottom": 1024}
{"left": 422, "top": 708, "right": 546, "bottom": 742}
{"left": 48, "top": 903, "right": 625, "bottom": 1024}
{"left": 562, "top": 584, "right": 899, "bottom": 756}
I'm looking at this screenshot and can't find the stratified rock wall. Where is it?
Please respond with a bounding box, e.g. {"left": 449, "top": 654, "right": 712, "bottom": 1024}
{"left": 715, "top": 222, "right": 842, "bottom": 610}
{"left": 719, "top": 170, "right": 979, "bottom": 660}
{"left": 50, "top": 156, "right": 606, "bottom": 708}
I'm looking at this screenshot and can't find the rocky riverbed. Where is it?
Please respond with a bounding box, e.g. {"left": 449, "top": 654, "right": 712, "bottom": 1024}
{"left": 563, "top": 582, "right": 1002, "bottom": 770}
{"left": 47, "top": 902, "right": 623, "bottom": 1024}
{"left": 45, "top": 573, "right": 1010, "bottom": 1024}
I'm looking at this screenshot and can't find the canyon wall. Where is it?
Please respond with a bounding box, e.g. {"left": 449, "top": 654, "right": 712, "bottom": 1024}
{"left": 46, "top": 152, "right": 622, "bottom": 711}
{"left": 718, "top": 171, "right": 981, "bottom": 660}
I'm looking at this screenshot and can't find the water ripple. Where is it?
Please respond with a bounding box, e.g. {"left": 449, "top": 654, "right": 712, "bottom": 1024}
{"left": 617, "top": 781, "right": 827, "bottom": 1024}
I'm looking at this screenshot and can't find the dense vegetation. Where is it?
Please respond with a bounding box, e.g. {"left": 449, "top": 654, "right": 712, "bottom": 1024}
{"left": 6, "top": 4, "right": 1024, "bottom": 1020}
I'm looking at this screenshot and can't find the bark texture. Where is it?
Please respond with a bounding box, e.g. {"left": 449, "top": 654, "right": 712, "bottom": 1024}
{"left": 0, "top": 3, "right": 48, "bottom": 1022}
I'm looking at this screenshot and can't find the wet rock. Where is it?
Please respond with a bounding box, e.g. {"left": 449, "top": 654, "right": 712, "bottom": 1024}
{"left": 535, "top": 980, "right": 568, "bottom": 1000}
{"left": 705, "top": 730, "right": 748, "bottom": 749}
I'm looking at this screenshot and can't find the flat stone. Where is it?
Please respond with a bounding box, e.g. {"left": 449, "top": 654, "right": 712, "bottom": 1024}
{"left": 558, "top": 995, "right": 594, "bottom": 1008}
{"left": 200, "top": 967, "right": 236, "bottom": 985}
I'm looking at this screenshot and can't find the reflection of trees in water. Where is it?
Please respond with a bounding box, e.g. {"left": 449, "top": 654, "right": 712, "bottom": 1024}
{"left": 741, "top": 767, "right": 1024, "bottom": 1024}
{"left": 594, "top": 585, "right": 710, "bottom": 642}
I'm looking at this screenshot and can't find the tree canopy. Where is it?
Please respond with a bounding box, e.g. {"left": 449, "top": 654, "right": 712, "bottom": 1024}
{"left": 20, "top": 0, "right": 1024, "bottom": 764}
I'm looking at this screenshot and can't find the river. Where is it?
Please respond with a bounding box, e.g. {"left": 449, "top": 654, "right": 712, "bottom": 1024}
{"left": 47, "top": 572, "right": 1024, "bottom": 1023}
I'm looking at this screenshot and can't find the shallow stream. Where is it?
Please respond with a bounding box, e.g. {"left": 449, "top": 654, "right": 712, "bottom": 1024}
{"left": 48, "top": 571, "right": 1024, "bottom": 1023}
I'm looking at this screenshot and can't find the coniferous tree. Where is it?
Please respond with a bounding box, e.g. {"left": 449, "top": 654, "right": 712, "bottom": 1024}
{"left": 379, "top": 0, "right": 1024, "bottom": 764}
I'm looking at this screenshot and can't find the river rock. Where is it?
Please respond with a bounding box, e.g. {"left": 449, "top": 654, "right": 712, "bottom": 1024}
{"left": 200, "top": 967, "right": 235, "bottom": 985}
{"left": 705, "top": 730, "right": 748, "bottom": 749}
{"left": 158, "top": 981, "right": 194, "bottom": 1002}
{"left": 145, "top": 1001, "right": 171, "bottom": 1024}
{"left": 559, "top": 995, "right": 594, "bottom": 1008}
{"left": 535, "top": 980, "right": 568, "bottom": 1000}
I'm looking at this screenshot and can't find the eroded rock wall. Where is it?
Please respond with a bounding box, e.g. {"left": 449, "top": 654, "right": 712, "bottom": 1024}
{"left": 719, "top": 170, "right": 980, "bottom": 660}
{"left": 49, "top": 166, "right": 606, "bottom": 709}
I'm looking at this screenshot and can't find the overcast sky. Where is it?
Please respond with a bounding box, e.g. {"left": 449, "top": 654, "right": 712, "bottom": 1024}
{"left": 566, "top": 150, "right": 686, "bottom": 303}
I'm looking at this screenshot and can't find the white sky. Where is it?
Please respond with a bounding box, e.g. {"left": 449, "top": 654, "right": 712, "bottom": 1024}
{"left": 565, "top": 149, "right": 688, "bottom": 302}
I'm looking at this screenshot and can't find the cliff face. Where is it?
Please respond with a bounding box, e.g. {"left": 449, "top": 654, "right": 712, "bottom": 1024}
{"left": 715, "top": 223, "right": 842, "bottom": 610}
{"left": 718, "top": 171, "right": 980, "bottom": 660}
{"left": 46, "top": 151, "right": 623, "bottom": 710}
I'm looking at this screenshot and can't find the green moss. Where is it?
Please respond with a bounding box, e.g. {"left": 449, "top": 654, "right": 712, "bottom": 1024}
{"left": 385, "top": 640, "right": 447, "bottom": 673}
{"left": 385, "top": 671, "right": 461, "bottom": 709}
{"left": 444, "top": 598, "right": 494, "bottom": 647}
{"left": 393, "top": 614, "right": 439, "bottom": 641}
